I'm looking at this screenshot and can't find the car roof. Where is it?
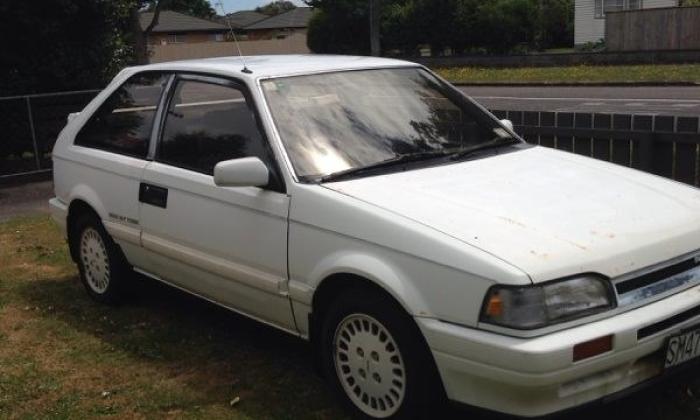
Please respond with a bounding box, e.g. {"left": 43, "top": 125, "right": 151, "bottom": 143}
{"left": 129, "top": 55, "right": 420, "bottom": 81}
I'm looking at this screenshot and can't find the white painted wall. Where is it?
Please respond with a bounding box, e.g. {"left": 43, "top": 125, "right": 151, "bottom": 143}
{"left": 575, "top": 0, "right": 679, "bottom": 46}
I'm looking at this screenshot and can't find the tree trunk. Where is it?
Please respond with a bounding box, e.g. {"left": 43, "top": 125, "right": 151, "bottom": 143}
{"left": 132, "top": 0, "right": 165, "bottom": 65}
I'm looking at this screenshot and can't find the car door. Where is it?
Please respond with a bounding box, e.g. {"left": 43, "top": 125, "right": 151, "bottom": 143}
{"left": 63, "top": 71, "right": 170, "bottom": 261}
{"left": 136, "top": 74, "right": 295, "bottom": 331}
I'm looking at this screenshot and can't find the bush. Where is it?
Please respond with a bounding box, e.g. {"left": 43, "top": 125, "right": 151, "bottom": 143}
{"left": 0, "top": 0, "right": 133, "bottom": 96}
{"left": 306, "top": 0, "right": 574, "bottom": 56}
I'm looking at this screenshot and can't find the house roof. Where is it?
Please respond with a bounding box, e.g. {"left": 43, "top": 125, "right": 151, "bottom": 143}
{"left": 139, "top": 10, "right": 229, "bottom": 33}
{"left": 244, "top": 7, "right": 314, "bottom": 30}
{"left": 223, "top": 11, "right": 269, "bottom": 29}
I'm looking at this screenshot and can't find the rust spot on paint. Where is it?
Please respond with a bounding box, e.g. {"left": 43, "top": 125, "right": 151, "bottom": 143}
{"left": 590, "top": 230, "right": 616, "bottom": 240}
{"left": 499, "top": 216, "right": 526, "bottom": 228}
{"left": 529, "top": 250, "right": 550, "bottom": 259}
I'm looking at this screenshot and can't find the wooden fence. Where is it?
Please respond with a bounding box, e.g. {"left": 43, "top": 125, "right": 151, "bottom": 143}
{"left": 607, "top": 6, "right": 700, "bottom": 51}
{"left": 493, "top": 110, "right": 700, "bottom": 187}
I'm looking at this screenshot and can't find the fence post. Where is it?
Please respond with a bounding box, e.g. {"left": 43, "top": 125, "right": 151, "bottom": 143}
{"left": 638, "top": 133, "right": 655, "bottom": 172}
{"left": 25, "top": 96, "right": 41, "bottom": 170}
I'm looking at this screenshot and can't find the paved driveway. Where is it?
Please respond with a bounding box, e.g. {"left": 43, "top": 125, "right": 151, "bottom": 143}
{"left": 0, "top": 180, "right": 53, "bottom": 222}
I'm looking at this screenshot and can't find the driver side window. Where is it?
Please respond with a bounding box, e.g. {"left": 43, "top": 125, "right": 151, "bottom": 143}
{"left": 157, "top": 79, "right": 270, "bottom": 176}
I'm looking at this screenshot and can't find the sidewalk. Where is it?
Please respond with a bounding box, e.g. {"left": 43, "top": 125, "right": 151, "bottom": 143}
{"left": 0, "top": 180, "right": 53, "bottom": 222}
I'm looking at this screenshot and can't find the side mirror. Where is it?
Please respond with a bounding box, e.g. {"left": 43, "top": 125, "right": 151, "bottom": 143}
{"left": 214, "top": 157, "right": 269, "bottom": 188}
{"left": 500, "top": 119, "right": 514, "bottom": 131}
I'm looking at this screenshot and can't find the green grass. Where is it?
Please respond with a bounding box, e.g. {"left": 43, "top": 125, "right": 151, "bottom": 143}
{"left": 3, "top": 215, "right": 700, "bottom": 419}
{"left": 0, "top": 216, "right": 346, "bottom": 419}
{"left": 435, "top": 64, "right": 700, "bottom": 84}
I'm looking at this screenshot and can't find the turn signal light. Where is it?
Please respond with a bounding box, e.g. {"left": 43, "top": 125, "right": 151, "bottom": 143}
{"left": 573, "top": 335, "right": 613, "bottom": 362}
{"left": 485, "top": 292, "right": 503, "bottom": 317}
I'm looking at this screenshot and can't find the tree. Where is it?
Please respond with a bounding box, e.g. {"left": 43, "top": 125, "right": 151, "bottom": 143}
{"left": 307, "top": 0, "right": 575, "bottom": 56}
{"left": 472, "top": 0, "right": 538, "bottom": 53}
{"left": 536, "top": 0, "right": 574, "bottom": 49}
{"left": 256, "top": 1, "right": 297, "bottom": 15}
{"left": 143, "top": 0, "right": 215, "bottom": 18}
{"left": 0, "top": 0, "right": 135, "bottom": 95}
{"left": 306, "top": 0, "right": 372, "bottom": 54}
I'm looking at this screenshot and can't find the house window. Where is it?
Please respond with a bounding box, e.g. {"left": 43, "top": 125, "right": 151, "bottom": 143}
{"left": 209, "top": 33, "right": 224, "bottom": 42}
{"left": 595, "top": 0, "right": 643, "bottom": 18}
{"left": 167, "top": 33, "right": 185, "bottom": 44}
{"left": 628, "top": 0, "right": 642, "bottom": 9}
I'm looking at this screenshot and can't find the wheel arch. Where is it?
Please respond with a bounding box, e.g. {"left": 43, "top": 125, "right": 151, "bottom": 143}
{"left": 305, "top": 254, "right": 432, "bottom": 349}
{"left": 66, "top": 195, "right": 105, "bottom": 262}
{"left": 308, "top": 271, "right": 448, "bottom": 410}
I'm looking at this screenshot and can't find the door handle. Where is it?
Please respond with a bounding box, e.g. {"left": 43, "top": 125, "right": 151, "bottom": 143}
{"left": 139, "top": 183, "right": 168, "bottom": 208}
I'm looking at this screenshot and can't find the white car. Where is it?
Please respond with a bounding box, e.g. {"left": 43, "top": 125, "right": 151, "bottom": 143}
{"left": 50, "top": 55, "right": 700, "bottom": 419}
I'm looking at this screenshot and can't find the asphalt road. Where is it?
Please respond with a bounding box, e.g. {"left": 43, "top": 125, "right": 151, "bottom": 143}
{"left": 460, "top": 85, "right": 700, "bottom": 117}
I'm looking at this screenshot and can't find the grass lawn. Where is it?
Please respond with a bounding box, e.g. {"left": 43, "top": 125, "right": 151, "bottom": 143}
{"left": 3, "top": 215, "right": 700, "bottom": 419}
{"left": 0, "top": 216, "right": 347, "bottom": 419}
{"left": 435, "top": 64, "right": 700, "bottom": 84}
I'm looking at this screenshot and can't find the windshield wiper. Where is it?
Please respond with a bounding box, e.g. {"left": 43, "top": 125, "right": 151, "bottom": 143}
{"left": 319, "top": 150, "right": 451, "bottom": 183}
{"left": 449, "top": 137, "right": 520, "bottom": 161}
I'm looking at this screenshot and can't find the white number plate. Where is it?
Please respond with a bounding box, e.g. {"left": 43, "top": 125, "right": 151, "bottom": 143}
{"left": 665, "top": 328, "right": 700, "bottom": 369}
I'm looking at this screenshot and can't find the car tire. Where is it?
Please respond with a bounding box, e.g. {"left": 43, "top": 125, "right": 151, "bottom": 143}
{"left": 72, "top": 213, "right": 131, "bottom": 304}
{"left": 320, "top": 287, "right": 444, "bottom": 419}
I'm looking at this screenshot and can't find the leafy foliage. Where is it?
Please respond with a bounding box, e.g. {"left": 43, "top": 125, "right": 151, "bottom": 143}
{"left": 0, "top": 0, "right": 135, "bottom": 95}
{"left": 307, "top": 0, "right": 575, "bottom": 55}
{"left": 0, "top": 0, "right": 220, "bottom": 95}
{"left": 255, "top": 1, "right": 297, "bottom": 15}
{"left": 306, "top": 0, "right": 371, "bottom": 54}
{"left": 143, "top": 0, "right": 216, "bottom": 18}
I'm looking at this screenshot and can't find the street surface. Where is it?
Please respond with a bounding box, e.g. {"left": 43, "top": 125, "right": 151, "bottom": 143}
{"left": 460, "top": 86, "right": 700, "bottom": 117}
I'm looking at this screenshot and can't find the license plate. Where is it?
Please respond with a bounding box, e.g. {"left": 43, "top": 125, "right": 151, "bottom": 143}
{"left": 665, "top": 327, "right": 700, "bottom": 369}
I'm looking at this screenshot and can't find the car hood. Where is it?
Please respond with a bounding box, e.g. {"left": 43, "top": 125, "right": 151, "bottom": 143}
{"left": 323, "top": 146, "right": 700, "bottom": 282}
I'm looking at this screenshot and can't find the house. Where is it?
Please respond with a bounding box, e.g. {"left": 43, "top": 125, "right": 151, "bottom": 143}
{"left": 222, "top": 11, "right": 269, "bottom": 31}
{"left": 243, "top": 7, "right": 314, "bottom": 41}
{"left": 575, "top": 0, "right": 679, "bottom": 46}
{"left": 139, "top": 10, "right": 229, "bottom": 45}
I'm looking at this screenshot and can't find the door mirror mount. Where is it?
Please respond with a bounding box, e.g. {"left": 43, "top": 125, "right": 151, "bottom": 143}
{"left": 500, "top": 119, "right": 514, "bottom": 132}
{"left": 214, "top": 157, "right": 269, "bottom": 188}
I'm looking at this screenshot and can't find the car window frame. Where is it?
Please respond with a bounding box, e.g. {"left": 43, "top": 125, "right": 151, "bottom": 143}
{"left": 73, "top": 70, "right": 171, "bottom": 160}
{"left": 152, "top": 72, "right": 286, "bottom": 194}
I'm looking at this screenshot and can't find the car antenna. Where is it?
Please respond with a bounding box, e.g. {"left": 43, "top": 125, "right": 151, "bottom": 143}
{"left": 215, "top": 0, "right": 253, "bottom": 74}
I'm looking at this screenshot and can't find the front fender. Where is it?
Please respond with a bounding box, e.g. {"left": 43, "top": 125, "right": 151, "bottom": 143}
{"left": 302, "top": 251, "right": 432, "bottom": 317}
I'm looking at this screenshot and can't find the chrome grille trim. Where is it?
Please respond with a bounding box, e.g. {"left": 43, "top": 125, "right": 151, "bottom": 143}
{"left": 613, "top": 251, "right": 700, "bottom": 309}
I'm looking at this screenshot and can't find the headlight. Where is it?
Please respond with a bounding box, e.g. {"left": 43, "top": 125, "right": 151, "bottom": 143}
{"left": 480, "top": 276, "right": 615, "bottom": 330}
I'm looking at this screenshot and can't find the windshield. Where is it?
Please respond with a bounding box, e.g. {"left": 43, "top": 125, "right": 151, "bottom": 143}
{"left": 261, "top": 68, "right": 517, "bottom": 180}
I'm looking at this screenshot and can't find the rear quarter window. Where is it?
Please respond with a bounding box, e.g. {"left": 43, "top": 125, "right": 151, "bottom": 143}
{"left": 75, "top": 72, "right": 169, "bottom": 158}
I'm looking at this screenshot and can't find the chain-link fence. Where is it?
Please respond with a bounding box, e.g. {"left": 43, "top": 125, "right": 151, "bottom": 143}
{"left": 0, "top": 89, "right": 100, "bottom": 179}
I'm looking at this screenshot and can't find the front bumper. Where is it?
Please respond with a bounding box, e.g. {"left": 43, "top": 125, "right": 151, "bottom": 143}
{"left": 418, "top": 283, "right": 700, "bottom": 417}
